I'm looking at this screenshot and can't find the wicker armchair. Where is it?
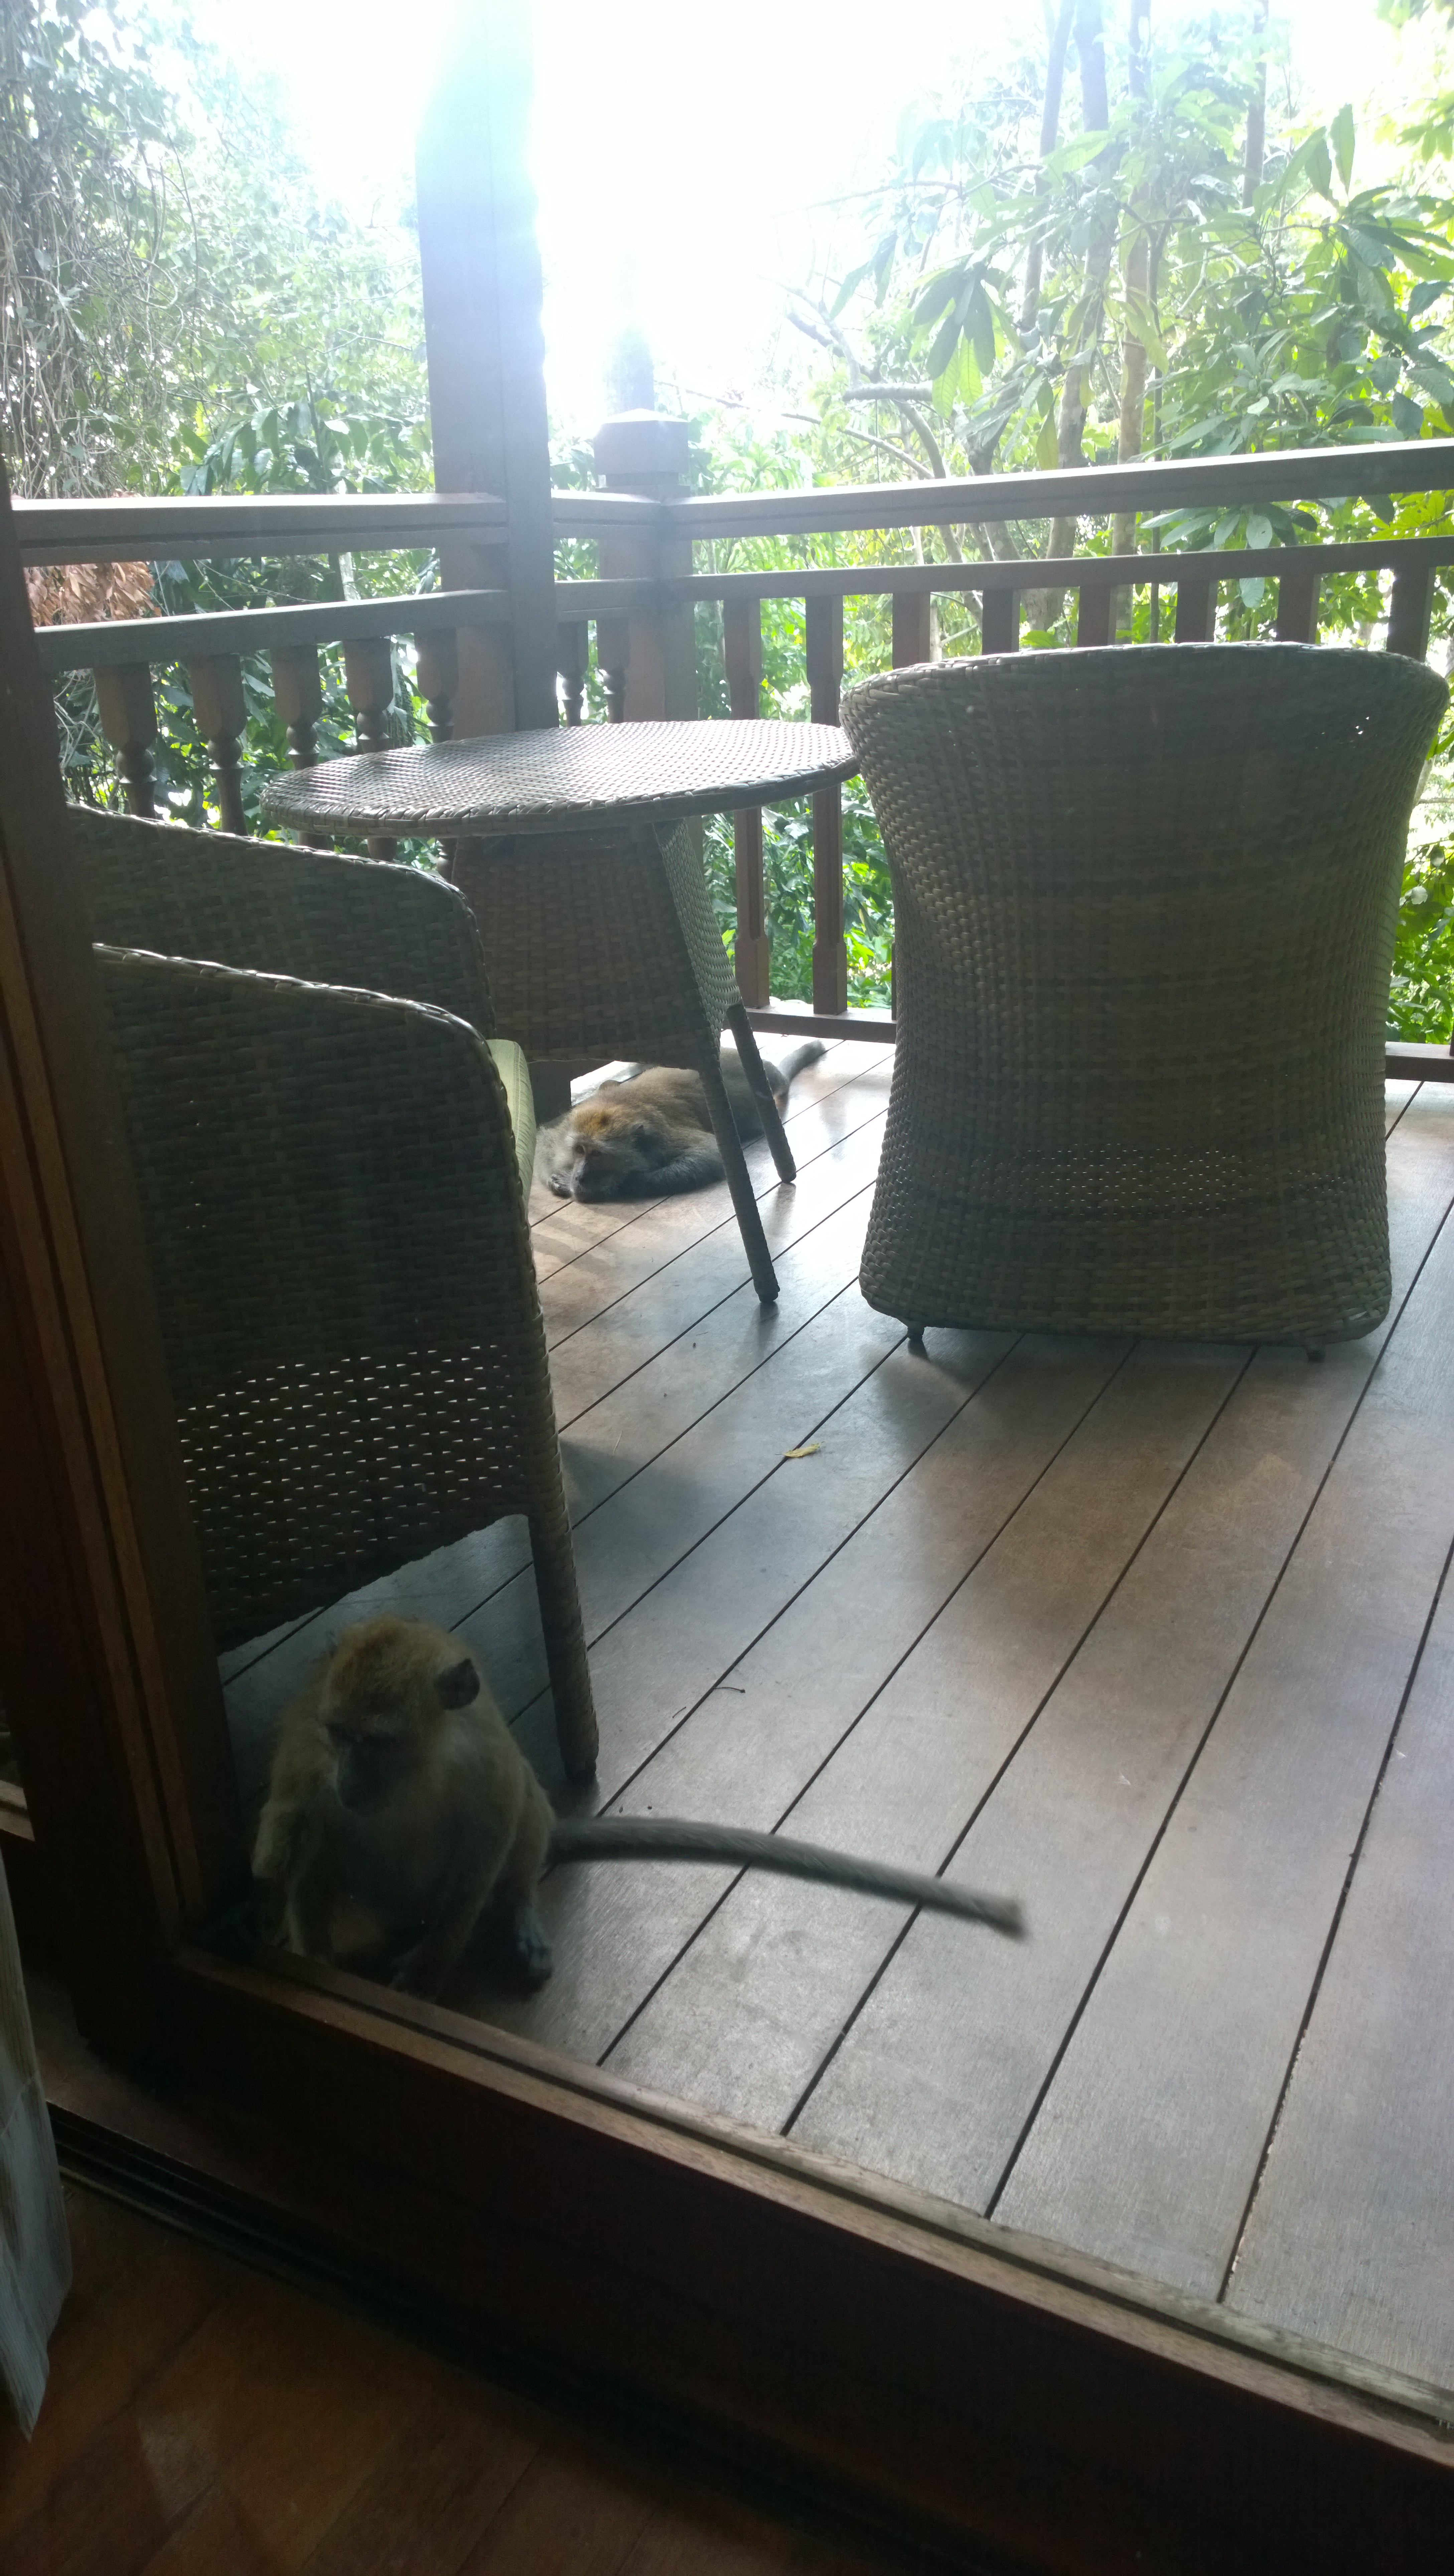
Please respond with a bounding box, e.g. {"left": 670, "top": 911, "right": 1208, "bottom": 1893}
{"left": 76, "top": 816, "right": 595, "bottom": 1778}
{"left": 70, "top": 808, "right": 535, "bottom": 1195}
{"left": 840, "top": 644, "right": 1447, "bottom": 1348}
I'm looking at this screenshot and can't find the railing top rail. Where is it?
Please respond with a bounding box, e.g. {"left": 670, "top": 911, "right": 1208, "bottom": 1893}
{"left": 14, "top": 491, "right": 509, "bottom": 566}
{"left": 30, "top": 587, "right": 511, "bottom": 674}
{"left": 661, "top": 439, "right": 1454, "bottom": 538}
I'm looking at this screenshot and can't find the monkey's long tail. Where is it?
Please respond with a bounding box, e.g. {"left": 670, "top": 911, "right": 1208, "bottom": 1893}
{"left": 548, "top": 1816, "right": 1024, "bottom": 1937}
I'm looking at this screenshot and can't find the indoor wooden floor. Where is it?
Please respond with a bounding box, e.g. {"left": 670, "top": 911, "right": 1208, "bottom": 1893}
{"left": 222, "top": 1044, "right": 1454, "bottom": 2412}
{"left": 0, "top": 2181, "right": 890, "bottom": 2575}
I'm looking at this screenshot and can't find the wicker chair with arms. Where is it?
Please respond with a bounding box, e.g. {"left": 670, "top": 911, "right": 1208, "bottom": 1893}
{"left": 840, "top": 643, "right": 1448, "bottom": 1348}
{"left": 74, "top": 813, "right": 595, "bottom": 1780}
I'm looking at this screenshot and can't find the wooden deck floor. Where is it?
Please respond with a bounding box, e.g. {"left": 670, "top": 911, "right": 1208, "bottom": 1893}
{"left": 222, "top": 1046, "right": 1454, "bottom": 2411}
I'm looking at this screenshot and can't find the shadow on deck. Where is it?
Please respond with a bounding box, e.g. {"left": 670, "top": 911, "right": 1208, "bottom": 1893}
{"left": 222, "top": 1042, "right": 1454, "bottom": 2413}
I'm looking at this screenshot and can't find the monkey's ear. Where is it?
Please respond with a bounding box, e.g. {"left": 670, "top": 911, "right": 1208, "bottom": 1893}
{"left": 437, "top": 1656, "right": 481, "bottom": 1709}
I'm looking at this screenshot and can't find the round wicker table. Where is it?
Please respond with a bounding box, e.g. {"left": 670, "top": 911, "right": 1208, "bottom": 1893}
{"left": 259, "top": 718, "right": 856, "bottom": 839}
{"left": 261, "top": 721, "right": 858, "bottom": 1305}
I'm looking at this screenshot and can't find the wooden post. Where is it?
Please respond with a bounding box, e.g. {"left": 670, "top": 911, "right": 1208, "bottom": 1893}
{"left": 1075, "top": 584, "right": 1112, "bottom": 649}
{"left": 593, "top": 413, "right": 697, "bottom": 721}
{"left": 1276, "top": 562, "right": 1320, "bottom": 645}
{"left": 982, "top": 588, "right": 1020, "bottom": 656}
{"left": 723, "top": 594, "right": 769, "bottom": 1007}
{"left": 1387, "top": 564, "right": 1434, "bottom": 662}
{"left": 893, "top": 591, "right": 933, "bottom": 669}
{"left": 415, "top": 1, "right": 557, "bottom": 734}
{"left": 93, "top": 662, "right": 158, "bottom": 817}
{"left": 806, "top": 594, "right": 847, "bottom": 1017}
{"left": 1174, "top": 578, "right": 1218, "bottom": 643}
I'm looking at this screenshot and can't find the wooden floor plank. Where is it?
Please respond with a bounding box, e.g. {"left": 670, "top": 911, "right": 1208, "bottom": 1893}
{"left": 525, "top": 1046, "right": 887, "bottom": 1283}
{"left": 454, "top": 2438, "right": 654, "bottom": 2576}
{"left": 490, "top": 1324, "right": 1012, "bottom": 1809}
{"left": 0, "top": 2221, "right": 221, "bottom": 2548}
{"left": 537, "top": 1082, "right": 889, "bottom": 1359}
{"left": 480, "top": 1332, "right": 1119, "bottom": 2057}
{"left": 16, "top": 2189, "right": 889, "bottom": 2576}
{"left": 223, "top": 1188, "right": 885, "bottom": 1809}
{"left": 790, "top": 1092, "right": 1454, "bottom": 2209}
{"left": 1224, "top": 1554, "right": 1454, "bottom": 2389}
{"left": 598, "top": 1341, "right": 1245, "bottom": 2126}
{"left": 989, "top": 1124, "right": 1454, "bottom": 2297}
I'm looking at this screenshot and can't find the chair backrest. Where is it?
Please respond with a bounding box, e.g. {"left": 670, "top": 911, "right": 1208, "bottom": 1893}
{"left": 70, "top": 807, "right": 496, "bottom": 1035}
{"left": 841, "top": 643, "right": 1447, "bottom": 1091}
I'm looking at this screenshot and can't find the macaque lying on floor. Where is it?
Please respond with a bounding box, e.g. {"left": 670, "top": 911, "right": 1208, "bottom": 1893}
{"left": 538, "top": 1041, "right": 826, "bottom": 1202}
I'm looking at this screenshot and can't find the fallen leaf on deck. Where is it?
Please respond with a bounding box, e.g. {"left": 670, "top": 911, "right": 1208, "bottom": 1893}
{"left": 782, "top": 1442, "right": 822, "bottom": 1459}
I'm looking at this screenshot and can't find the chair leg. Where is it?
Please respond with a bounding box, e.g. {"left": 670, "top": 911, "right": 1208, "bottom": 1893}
{"left": 699, "top": 1045, "right": 780, "bottom": 1303}
{"left": 528, "top": 1513, "right": 599, "bottom": 1781}
{"left": 726, "top": 1001, "right": 796, "bottom": 1183}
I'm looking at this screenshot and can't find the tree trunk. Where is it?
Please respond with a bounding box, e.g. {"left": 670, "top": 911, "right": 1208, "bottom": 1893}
{"left": 1018, "top": 0, "right": 1077, "bottom": 338}
{"left": 1043, "top": 2, "right": 1114, "bottom": 611}
{"left": 1243, "top": 0, "right": 1269, "bottom": 207}
{"left": 1111, "top": 3, "right": 1152, "bottom": 636}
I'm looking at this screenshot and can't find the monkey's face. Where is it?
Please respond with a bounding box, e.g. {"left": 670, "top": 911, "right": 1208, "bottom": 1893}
{"left": 555, "top": 1105, "right": 673, "bottom": 1199}
{"left": 325, "top": 1718, "right": 417, "bottom": 1815}
{"left": 318, "top": 1632, "right": 484, "bottom": 1815}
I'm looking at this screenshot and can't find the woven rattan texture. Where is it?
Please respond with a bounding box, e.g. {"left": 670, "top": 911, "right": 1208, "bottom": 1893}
{"left": 452, "top": 819, "right": 739, "bottom": 1064}
{"left": 95, "top": 950, "right": 586, "bottom": 1735}
{"left": 71, "top": 808, "right": 496, "bottom": 1033}
{"left": 259, "top": 719, "right": 856, "bottom": 837}
{"left": 841, "top": 644, "right": 1448, "bottom": 1345}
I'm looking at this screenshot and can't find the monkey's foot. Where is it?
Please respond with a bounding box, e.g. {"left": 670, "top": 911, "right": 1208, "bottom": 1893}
{"left": 505, "top": 1910, "right": 554, "bottom": 1988}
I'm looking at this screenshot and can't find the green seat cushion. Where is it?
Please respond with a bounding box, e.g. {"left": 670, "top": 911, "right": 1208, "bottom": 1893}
{"left": 488, "top": 1037, "right": 535, "bottom": 1199}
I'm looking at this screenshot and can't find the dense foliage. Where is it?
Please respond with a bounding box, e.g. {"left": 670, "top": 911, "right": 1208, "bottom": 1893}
{"left": 8, "top": 2, "right": 1454, "bottom": 1021}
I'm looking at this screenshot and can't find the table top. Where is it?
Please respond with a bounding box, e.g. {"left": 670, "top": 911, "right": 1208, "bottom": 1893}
{"left": 260, "top": 718, "right": 857, "bottom": 838}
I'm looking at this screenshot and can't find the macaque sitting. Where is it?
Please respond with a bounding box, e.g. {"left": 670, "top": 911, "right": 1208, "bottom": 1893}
{"left": 253, "top": 1615, "right": 1024, "bottom": 2000}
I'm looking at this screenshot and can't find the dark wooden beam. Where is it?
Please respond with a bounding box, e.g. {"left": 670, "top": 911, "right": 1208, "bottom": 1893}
{"left": 416, "top": 1, "right": 558, "bottom": 732}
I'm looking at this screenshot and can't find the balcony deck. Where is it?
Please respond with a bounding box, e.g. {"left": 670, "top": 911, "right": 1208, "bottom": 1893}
{"left": 221, "top": 1043, "right": 1454, "bottom": 2414}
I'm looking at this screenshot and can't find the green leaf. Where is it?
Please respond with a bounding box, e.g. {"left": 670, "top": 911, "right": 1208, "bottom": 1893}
{"left": 1331, "top": 105, "right": 1356, "bottom": 193}
{"left": 1036, "top": 413, "right": 1059, "bottom": 470}
{"left": 1307, "top": 132, "right": 1334, "bottom": 201}
{"left": 829, "top": 259, "right": 874, "bottom": 320}
{"left": 1393, "top": 391, "right": 1426, "bottom": 436}
{"left": 1239, "top": 578, "right": 1267, "bottom": 610}
{"left": 1246, "top": 514, "right": 1273, "bottom": 549}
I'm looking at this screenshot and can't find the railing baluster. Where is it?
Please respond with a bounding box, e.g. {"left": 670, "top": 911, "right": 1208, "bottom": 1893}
{"left": 723, "top": 596, "right": 769, "bottom": 1009}
{"left": 981, "top": 587, "right": 1020, "bottom": 656}
{"left": 343, "top": 635, "right": 399, "bottom": 860}
{"left": 186, "top": 654, "right": 247, "bottom": 836}
{"left": 270, "top": 644, "right": 323, "bottom": 769}
{"left": 554, "top": 620, "right": 588, "bottom": 726}
{"left": 343, "top": 635, "right": 395, "bottom": 753}
{"left": 1275, "top": 562, "right": 1320, "bottom": 645}
{"left": 806, "top": 593, "right": 847, "bottom": 1017}
{"left": 892, "top": 591, "right": 933, "bottom": 668}
{"left": 93, "top": 663, "right": 158, "bottom": 817}
{"left": 415, "top": 628, "right": 458, "bottom": 741}
{"left": 269, "top": 644, "right": 332, "bottom": 846}
{"left": 1387, "top": 564, "right": 1434, "bottom": 661}
{"left": 1173, "top": 577, "right": 1218, "bottom": 642}
{"left": 595, "top": 617, "right": 629, "bottom": 722}
{"left": 1075, "top": 584, "right": 1112, "bottom": 649}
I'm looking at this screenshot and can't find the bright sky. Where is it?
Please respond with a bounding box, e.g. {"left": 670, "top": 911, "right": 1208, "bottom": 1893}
{"left": 189, "top": 0, "right": 1430, "bottom": 433}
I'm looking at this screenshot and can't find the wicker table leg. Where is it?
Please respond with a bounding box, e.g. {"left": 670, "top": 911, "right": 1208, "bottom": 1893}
{"left": 726, "top": 1001, "right": 797, "bottom": 1184}
{"left": 698, "top": 1045, "right": 779, "bottom": 1303}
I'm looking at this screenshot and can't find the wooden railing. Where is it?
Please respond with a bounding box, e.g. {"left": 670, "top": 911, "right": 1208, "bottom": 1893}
{"left": 17, "top": 436, "right": 1454, "bottom": 1075}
